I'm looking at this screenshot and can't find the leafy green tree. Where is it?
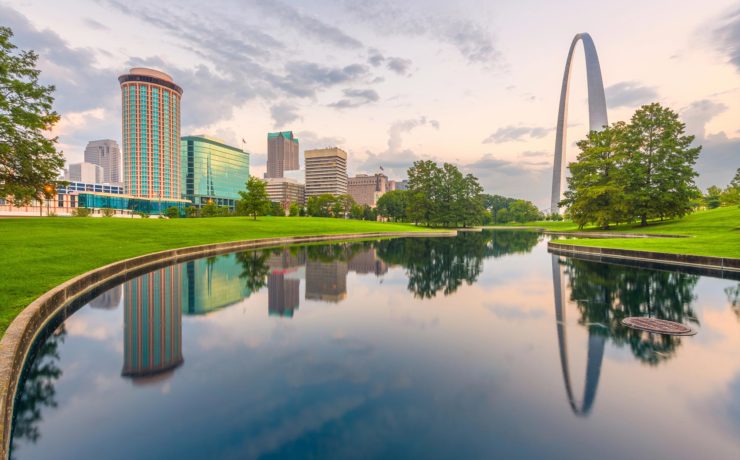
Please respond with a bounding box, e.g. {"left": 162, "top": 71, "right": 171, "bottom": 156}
{"left": 720, "top": 168, "right": 740, "bottom": 206}
{"left": 376, "top": 190, "right": 409, "bottom": 221}
{"left": 0, "top": 27, "right": 65, "bottom": 205}
{"left": 704, "top": 185, "right": 722, "bottom": 209}
{"left": 237, "top": 176, "right": 271, "bottom": 220}
{"left": 288, "top": 203, "right": 301, "bottom": 216}
{"left": 560, "top": 122, "right": 628, "bottom": 229}
{"left": 622, "top": 103, "right": 701, "bottom": 226}
{"left": 200, "top": 201, "right": 219, "bottom": 217}
{"left": 165, "top": 206, "right": 179, "bottom": 218}
{"left": 333, "top": 194, "right": 355, "bottom": 218}
{"left": 268, "top": 201, "right": 284, "bottom": 216}
{"left": 507, "top": 199, "right": 543, "bottom": 223}
{"left": 306, "top": 194, "right": 334, "bottom": 217}
{"left": 235, "top": 250, "right": 270, "bottom": 292}
{"left": 407, "top": 160, "right": 442, "bottom": 225}
{"left": 185, "top": 205, "right": 198, "bottom": 218}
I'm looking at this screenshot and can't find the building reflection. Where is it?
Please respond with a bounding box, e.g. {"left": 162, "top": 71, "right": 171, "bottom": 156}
{"left": 305, "top": 258, "right": 348, "bottom": 303}
{"left": 122, "top": 265, "right": 183, "bottom": 384}
{"left": 89, "top": 285, "right": 122, "bottom": 310}
{"left": 348, "top": 248, "right": 388, "bottom": 276}
{"left": 267, "top": 249, "right": 305, "bottom": 317}
{"left": 183, "top": 256, "right": 252, "bottom": 315}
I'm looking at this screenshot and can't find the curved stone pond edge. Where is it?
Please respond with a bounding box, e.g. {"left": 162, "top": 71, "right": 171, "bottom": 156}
{"left": 548, "top": 242, "right": 740, "bottom": 277}
{"left": 0, "top": 230, "right": 455, "bottom": 459}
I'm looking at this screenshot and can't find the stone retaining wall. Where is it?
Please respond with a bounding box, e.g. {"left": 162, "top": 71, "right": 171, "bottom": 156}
{"left": 0, "top": 231, "right": 454, "bottom": 459}
{"left": 548, "top": 241, "right": 740, "bottom": 273}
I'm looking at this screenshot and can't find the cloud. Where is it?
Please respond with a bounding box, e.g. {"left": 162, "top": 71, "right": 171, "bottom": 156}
{"left": 328, "top": 88, "right": 379, "bottom": 109}
{"left": 387, "top": 116, "right": 439, "bottom": 153}
{"left": 681, "top": 99, "right": 739, "bottom": 189}
{"left": 270, "top": 103, "right": 302, "bottom": 128}
{"left": 605, "top": 81, "right": 658, "bottom": 108}
{"left": 714, "top": 7, "right": 740, "bottom": 71}
{"left": 275, "top": 62, "right": 371, "bottom": 98}
{"left": 482, "top": 125, "right": 551, "bottom": 144}
{"left": 83, "top": 18, "right": 109, "bottom": 30}
{"left": 0, "top": 5, "right": 117, "bottom": 114}
{"left": 343, "top": 1, "right": 500, "bottom": 65}
{"left": 386, "top": 57, "right": 413, "bottom": 75}
{"left": 367, "top": 48, "right": 384, "bottom": 67}
{"left": 465, "top": 154, "right": 552, "bottom": 206}
{"left": 295, "top": 131, "right": 346, "bottom": 151}
{"left": 255, "top": 0, "right": 363, "bottom": 50}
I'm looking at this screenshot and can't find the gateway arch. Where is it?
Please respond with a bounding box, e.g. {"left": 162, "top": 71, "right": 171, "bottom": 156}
{"left": 551, "top": 33, "right": 609, "bottom": 214}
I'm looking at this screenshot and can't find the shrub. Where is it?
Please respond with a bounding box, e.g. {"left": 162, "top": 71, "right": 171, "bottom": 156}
{"left": 165, "top": 206, "right": 180, "bottom": 219}
{"left": 101, "top": 207, "right": 115, "bottom": 217}
{"left": 71, "top": 207, "right": 91, "bottom": 217}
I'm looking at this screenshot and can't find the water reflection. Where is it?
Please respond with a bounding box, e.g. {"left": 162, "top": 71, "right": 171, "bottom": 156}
{"left": 122, "top": 264, "right": 183, "bottom": 383}
{"left": 11, "top": 232, "right": 740, "bottom": 460}
{"left": 9, "top": 325, "right": 65, "bottom": 460}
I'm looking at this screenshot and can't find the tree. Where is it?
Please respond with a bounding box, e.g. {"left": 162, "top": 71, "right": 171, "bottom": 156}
{"left": 622, "top": 103, "right": 701, "bottom": 226}
{"left": 165, "top": 206, "right": 180, "bottom": 218}
{"left": 704, "top": 186, "right": 722, "bottom": 209}
{"left": 288, "top": 203, "right": 301, "bottom": 216}
{"left": 508, "top": 200, "right": 543, "bottom": 223}
{"left": 720, "top": 168, "right": 740, "bottom": 207}
{"left": 269, "top": 201, "right": 284, "bottom": 216}
{"left": 200, "top": 201, "right": 219, "bottom": 217}
{"left": 407, "top": 160, "right": 442, "bottom": 225}
{"left": 560, "top": 122, "right": 628, "bottom": 229}
{"left": 306, "top": 194, "right": 334, "bottom": 217}
{"left": 237, "top": 176, "right": 271, "bottom": 220}
{"left": 0, "top": 27, "right": 65, "bottom": 205}
{"left": 377, "top": 190, "right": 409, "bottom": 221}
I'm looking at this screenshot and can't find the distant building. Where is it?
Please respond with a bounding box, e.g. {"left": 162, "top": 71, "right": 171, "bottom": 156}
{"left": 348, "top": 173, "right": 388, "bottom": 207}
{"left": 84, "top": 139, "right": 122, "bottom": 185}
{"left": 304, "top": 147, "right": 348, "bottom": 197}
{"left": 268, "top": 273, "right": 300, "bottom": 317}
{"left": 394, "top": 179, "right": 409, "bottom": 191}
{"left": 181, "top": 135, "right": 250, "bottom": 210}
{"left": 266, "top": 178, "right": 305, "bottom": 211}
{"left": 119, "top": 67, "right": 183, "bottom": 199}
{"left": 266, "top": 131, "right": 299, "bottom": 178}
{"left": 67, "top": 162, "right": 104, "bottom": 183}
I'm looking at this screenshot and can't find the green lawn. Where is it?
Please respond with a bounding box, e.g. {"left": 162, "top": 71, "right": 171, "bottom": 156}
{"left": 0, "top": 217, "right": 432, "bottom": 336}
{"left": 517, "top": 207, "right": 740, "bottom": 258}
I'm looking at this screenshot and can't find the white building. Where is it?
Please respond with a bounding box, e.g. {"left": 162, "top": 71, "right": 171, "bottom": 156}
{"left": 84, "top": 139, "right": 122, "bottom": 185}
{"left": 67, "top": 162, "right": 104, "bottom": 183}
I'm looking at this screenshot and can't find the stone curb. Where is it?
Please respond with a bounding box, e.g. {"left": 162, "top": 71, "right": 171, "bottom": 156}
{"left": 0, "top": 230, "right": 455, "bottom": 458}
{"left": 548, "top": 241, "right": 740, "bottom": 273}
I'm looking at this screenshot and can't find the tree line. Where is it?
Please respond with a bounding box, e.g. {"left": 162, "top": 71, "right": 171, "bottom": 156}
{"left": 702, "top": 168, "right": 740, "bottom": 209}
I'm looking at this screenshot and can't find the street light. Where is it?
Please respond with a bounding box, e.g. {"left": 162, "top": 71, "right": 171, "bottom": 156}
{"left": 43, "top": 184, "right": 54, "bottom": 216}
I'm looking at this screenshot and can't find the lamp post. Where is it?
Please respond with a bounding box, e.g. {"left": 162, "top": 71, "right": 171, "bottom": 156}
{"left": 43, "top": 184, "right": 54, "bottom": 216}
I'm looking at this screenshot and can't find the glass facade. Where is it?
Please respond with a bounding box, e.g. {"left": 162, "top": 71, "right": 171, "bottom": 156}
{"left": 58, "top": 181, "right": 124, "bottom": 195}
{"left": 77, "top": 193, "right": 190, "bottom": 215}
{"left": 181, "top": 136, "right": 250, "bottom": 210}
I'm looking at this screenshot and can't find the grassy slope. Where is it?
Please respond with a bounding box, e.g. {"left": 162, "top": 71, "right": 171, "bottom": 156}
{"left": 0, "top": 217, "right": 431, "bottom": 336}
{"left": 518, "top": 207, "right": 740, "bottom": 258}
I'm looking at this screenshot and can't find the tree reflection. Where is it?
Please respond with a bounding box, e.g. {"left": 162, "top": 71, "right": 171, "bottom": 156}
{"left": 562, "top": 258, "right": 699, "bottom": 365}
{"left": 726, "top": 283, "right": 740, "bottom": 320}
{"left": 235, "top": 249, "right": 271, "bottom": 292}
{"left": 10, "top": 324, "right": 66, "bottom": 458}
{"left": 375, "top": 231, "right": 539, "bottom": 298}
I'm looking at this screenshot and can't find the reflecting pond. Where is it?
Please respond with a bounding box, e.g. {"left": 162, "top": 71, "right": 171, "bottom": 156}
{"left": 9, "top": 231, "right": 740, "bottom": 460}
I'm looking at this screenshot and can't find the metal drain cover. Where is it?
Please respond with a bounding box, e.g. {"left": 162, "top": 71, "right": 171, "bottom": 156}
{"left": 622, "top": 317, "right": 696, "bottom": 336}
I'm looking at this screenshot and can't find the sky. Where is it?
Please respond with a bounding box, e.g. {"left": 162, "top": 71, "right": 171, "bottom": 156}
{"left": 1, "top": 0, "right": 738, "bottom": 208}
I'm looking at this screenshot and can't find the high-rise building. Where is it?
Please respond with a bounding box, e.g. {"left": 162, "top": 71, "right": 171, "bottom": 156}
{"left": 122, "top": 265, "right": 183, "bottom": 383}
{"left": 266, "top": 178, "right": 305, "bottom": 211}
{"left": 304, "top": 148, "right": 348, "bottom": 197}
{"left": 305, "top": 259, "right": 348, "bottom": 303}
{"left": 266, "top": 131, "right": 299, "bottom": 178}
{"left": 67, "top": 162, "right": 104, "bottom": 183}
{"left": 181, "top": 135, "right": 250, "bottom": 210}
{"left": 348, "top": 173, "right": 388, "bottom": 207}
{"left": 119, "top": 68, "right": 183, "bottom": 199}
{"left": 84, "top": 139, "right": 122, "bottom": 184}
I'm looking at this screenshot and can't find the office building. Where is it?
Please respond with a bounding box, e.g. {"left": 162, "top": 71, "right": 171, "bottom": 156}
{"left": 67, "top": 162, "right": 104, "bottom": 183}
{"left": 266, "top": 178, "right": 305, "bottom": 211}
{"left": 393, "top": 179, "right": 409, "bottom": 191}
{"left": 266, "top": 131, "right": 299, "bottom": 178}
{"left": 119, "top": 67, "right": 183, "bottom": 199}
{"left": 84, "top": 139, "right": 122, "bottom": 184}
{"left": 122, "top": 265, "right": 183, "bottom": 383}
{"left": 305, "top": 259, "right": 348, "bottom": 302}
{"left": 348, "top": 173, "right": 388, "bottom": 207}
{"left": 304, "top": 148, "right": 348, "bottom": 197}
{"left": 181, "top": 135, "right": 250, "bottom": 210}
{"left": 267, "top": 273, "right": 300, "bottom": 317}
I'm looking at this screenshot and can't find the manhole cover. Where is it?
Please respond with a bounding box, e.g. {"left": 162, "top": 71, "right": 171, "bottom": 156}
{"left": 621, "top": 317, "right": 696, "bottom": 336}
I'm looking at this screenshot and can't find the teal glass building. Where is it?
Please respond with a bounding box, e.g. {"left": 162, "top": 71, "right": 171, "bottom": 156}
{"left": 181, "top": 135, "right": 250, "bottom": 209}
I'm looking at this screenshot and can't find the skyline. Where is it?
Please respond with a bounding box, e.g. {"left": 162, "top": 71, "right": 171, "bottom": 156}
{"left": 1, "top": 0, "right": 738, "bottom": 208}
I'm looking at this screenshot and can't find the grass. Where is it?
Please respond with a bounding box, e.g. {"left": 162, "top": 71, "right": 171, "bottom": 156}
{"left": 514, "top": 207, "right": 740, "bottom": 258}
{"left": 0, "top": 216, "right": 434, "bottom": 336}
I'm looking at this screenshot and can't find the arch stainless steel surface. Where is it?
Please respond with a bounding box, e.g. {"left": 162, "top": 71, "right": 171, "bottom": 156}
{"left": 551, "top": 33, "right": 609, "bottom": 214}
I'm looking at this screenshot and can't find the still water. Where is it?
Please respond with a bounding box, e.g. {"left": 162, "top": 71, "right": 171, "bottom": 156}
{"left": 9, "top": 231, "right": 740, "bottom": 460}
